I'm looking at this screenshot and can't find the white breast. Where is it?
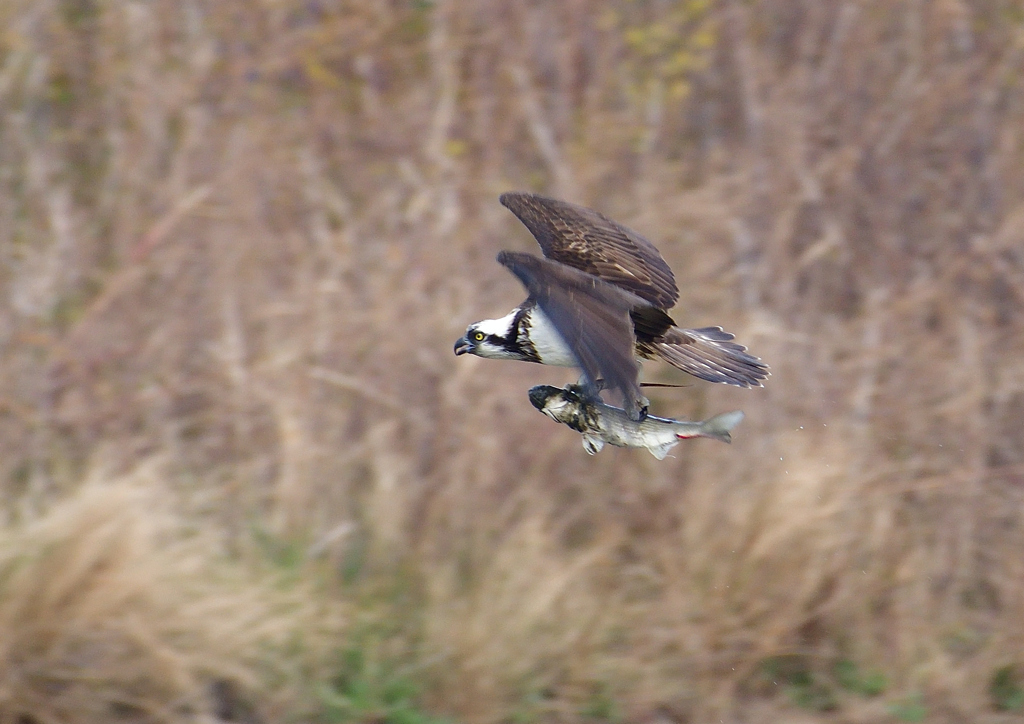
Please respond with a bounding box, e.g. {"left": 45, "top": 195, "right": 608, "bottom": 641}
{"left": 526, "top": 309, "right": 578, "bottom": 367}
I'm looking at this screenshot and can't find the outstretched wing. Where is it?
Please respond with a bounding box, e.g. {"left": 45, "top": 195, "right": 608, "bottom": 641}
{"left": 497, "top": 250, "right": 647, "bottom": 420}
{"left": 500, "top": 192, "right": 679, "bottom": 309}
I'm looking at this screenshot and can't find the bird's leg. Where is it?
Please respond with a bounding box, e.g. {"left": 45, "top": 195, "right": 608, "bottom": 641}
{"left": 573, "top": 375, "right": 649, "bottom": 421}
{"left": 624, "top": 394, "right": 649, "bottom": 422}
{"left": 569, "top": 375, "right": 604, "bottom": 402}
{"left": 572, "top": 375, "right": 605, "bottom": 391}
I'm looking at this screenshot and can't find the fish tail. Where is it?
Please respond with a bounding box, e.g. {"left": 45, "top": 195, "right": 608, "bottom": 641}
{"left": 684, "top": 410, "right": 745, "bottom": 444}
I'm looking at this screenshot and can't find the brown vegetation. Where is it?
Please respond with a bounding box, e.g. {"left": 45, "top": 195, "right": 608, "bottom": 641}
{"left": 0, "top": 466, "right": 345, "bottom": 722}
{"left": 1, "top": 0, "right": 1024, "bottom": 722}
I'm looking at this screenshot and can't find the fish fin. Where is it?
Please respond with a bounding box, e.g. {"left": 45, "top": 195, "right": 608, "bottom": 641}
{"left": 693, "top": 410, "right": 745, "bottom": 444}
{"left": 582, "top": 435, "right": 605, "bottom": 455}
{"left": 648, "top": 440, "right": 677, "bottom": 460}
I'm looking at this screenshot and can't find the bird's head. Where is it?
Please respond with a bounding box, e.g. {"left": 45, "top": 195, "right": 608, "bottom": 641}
{"left": 453, "top": 311, "right": 520, "bottom": 360}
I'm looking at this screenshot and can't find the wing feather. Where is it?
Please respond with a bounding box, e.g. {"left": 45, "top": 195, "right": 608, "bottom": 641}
{"left": 500, "top": 192, "right": 679, "bottom": 309}
{"left": 497, "top": 250, "right": 647, "bottom": 419}
{"left": 654, "top": 327, "right": 770, "bottom": 387}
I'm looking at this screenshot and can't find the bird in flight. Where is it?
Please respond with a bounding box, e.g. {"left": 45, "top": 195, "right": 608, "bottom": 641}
{"left": 454, "top": 192, "right": 768, "bottom": 420}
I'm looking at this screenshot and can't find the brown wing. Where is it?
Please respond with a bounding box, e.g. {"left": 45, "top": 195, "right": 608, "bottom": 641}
{"left": 497, "top": 250, "right": 648, "bottom": 420}
{"left": 500, "top": 192, "right": 679, "bottom": 309}
{"left": 653, "top": 326, "right": 770, "bottom": 388}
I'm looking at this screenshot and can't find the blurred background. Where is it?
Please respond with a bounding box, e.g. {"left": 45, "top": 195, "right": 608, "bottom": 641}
{"left": 1, "top": 0, "right": 1024, "bottom": 721}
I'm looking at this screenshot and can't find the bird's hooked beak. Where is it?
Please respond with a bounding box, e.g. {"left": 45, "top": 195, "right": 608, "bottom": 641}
{"left": 453, "top": 336, "right": 473, "bottom": 356}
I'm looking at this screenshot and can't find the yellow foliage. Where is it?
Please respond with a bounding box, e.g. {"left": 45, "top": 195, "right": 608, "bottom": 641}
{"left": 619, "top": 0, "right": 718, "bottom": 107}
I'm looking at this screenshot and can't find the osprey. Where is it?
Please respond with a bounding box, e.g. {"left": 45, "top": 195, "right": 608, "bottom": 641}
{"left": 454, "top": 192, "right": 768, "bottom": 420}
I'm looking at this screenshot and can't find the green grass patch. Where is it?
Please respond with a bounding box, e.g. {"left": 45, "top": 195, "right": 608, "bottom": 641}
{"left": 887, "top": 693, "right": 926, "bottom": 722}
{"left": 759, "top": 655, "right": 889, "bottom": 712}
{"left": 991, "top": 665, "right": 1024, "bottom": 712}
{"left": 759, "top": 655, "right": 837, "bottom": 712}
{"left": 833, "top": 658, "right": 886, "bottom": 697}
{"left": 579, "top": 682, "right": 620, "bottom": 722}
{"left": 318, "top": 645, "right": 450, "bottom": 724}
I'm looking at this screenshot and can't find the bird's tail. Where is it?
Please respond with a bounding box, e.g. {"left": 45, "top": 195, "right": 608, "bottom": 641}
{"left": 653, "top": 326, "right": 769, "bottom": 388}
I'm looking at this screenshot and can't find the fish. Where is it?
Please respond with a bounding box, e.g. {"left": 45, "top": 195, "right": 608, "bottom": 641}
{"left": 528, "top": 383, "right": 744, "bottom": 459}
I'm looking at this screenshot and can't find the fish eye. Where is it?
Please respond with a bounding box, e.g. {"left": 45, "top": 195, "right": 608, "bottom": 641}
{"left": 472, "top": 330, "right": 485, "bottom": 342}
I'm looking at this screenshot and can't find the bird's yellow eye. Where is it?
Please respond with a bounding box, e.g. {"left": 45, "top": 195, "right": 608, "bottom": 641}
{"left": 472, "top": 331, "right": 485, "bottom": 342}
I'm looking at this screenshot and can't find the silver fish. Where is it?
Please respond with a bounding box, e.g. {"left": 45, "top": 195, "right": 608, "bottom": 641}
{"left": 528, "top": 384, "right": 744, "bottom": 459}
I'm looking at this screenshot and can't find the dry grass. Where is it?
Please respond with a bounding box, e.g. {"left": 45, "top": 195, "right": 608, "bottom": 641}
{"left": 0, "top": 460, "right": 345, "bottom": 723}
{"left": 1, "top": 0, "right": 1024, "bottom": 722}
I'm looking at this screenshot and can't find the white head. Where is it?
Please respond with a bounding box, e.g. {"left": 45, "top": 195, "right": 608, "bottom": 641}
{"left": 453, "top": 309, "right": 521, "bottom": 360}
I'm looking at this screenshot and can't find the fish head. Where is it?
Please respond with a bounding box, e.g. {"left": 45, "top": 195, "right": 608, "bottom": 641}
{"left": 528, "top": 384, "right": 563, "bottom": 411}
{"left": 528, "top": 384, "right": 577, "bottom": 421}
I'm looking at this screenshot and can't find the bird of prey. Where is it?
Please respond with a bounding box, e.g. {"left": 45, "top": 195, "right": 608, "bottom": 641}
{"left": 453, "top": 192, "right": 768, "bottom": 420}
